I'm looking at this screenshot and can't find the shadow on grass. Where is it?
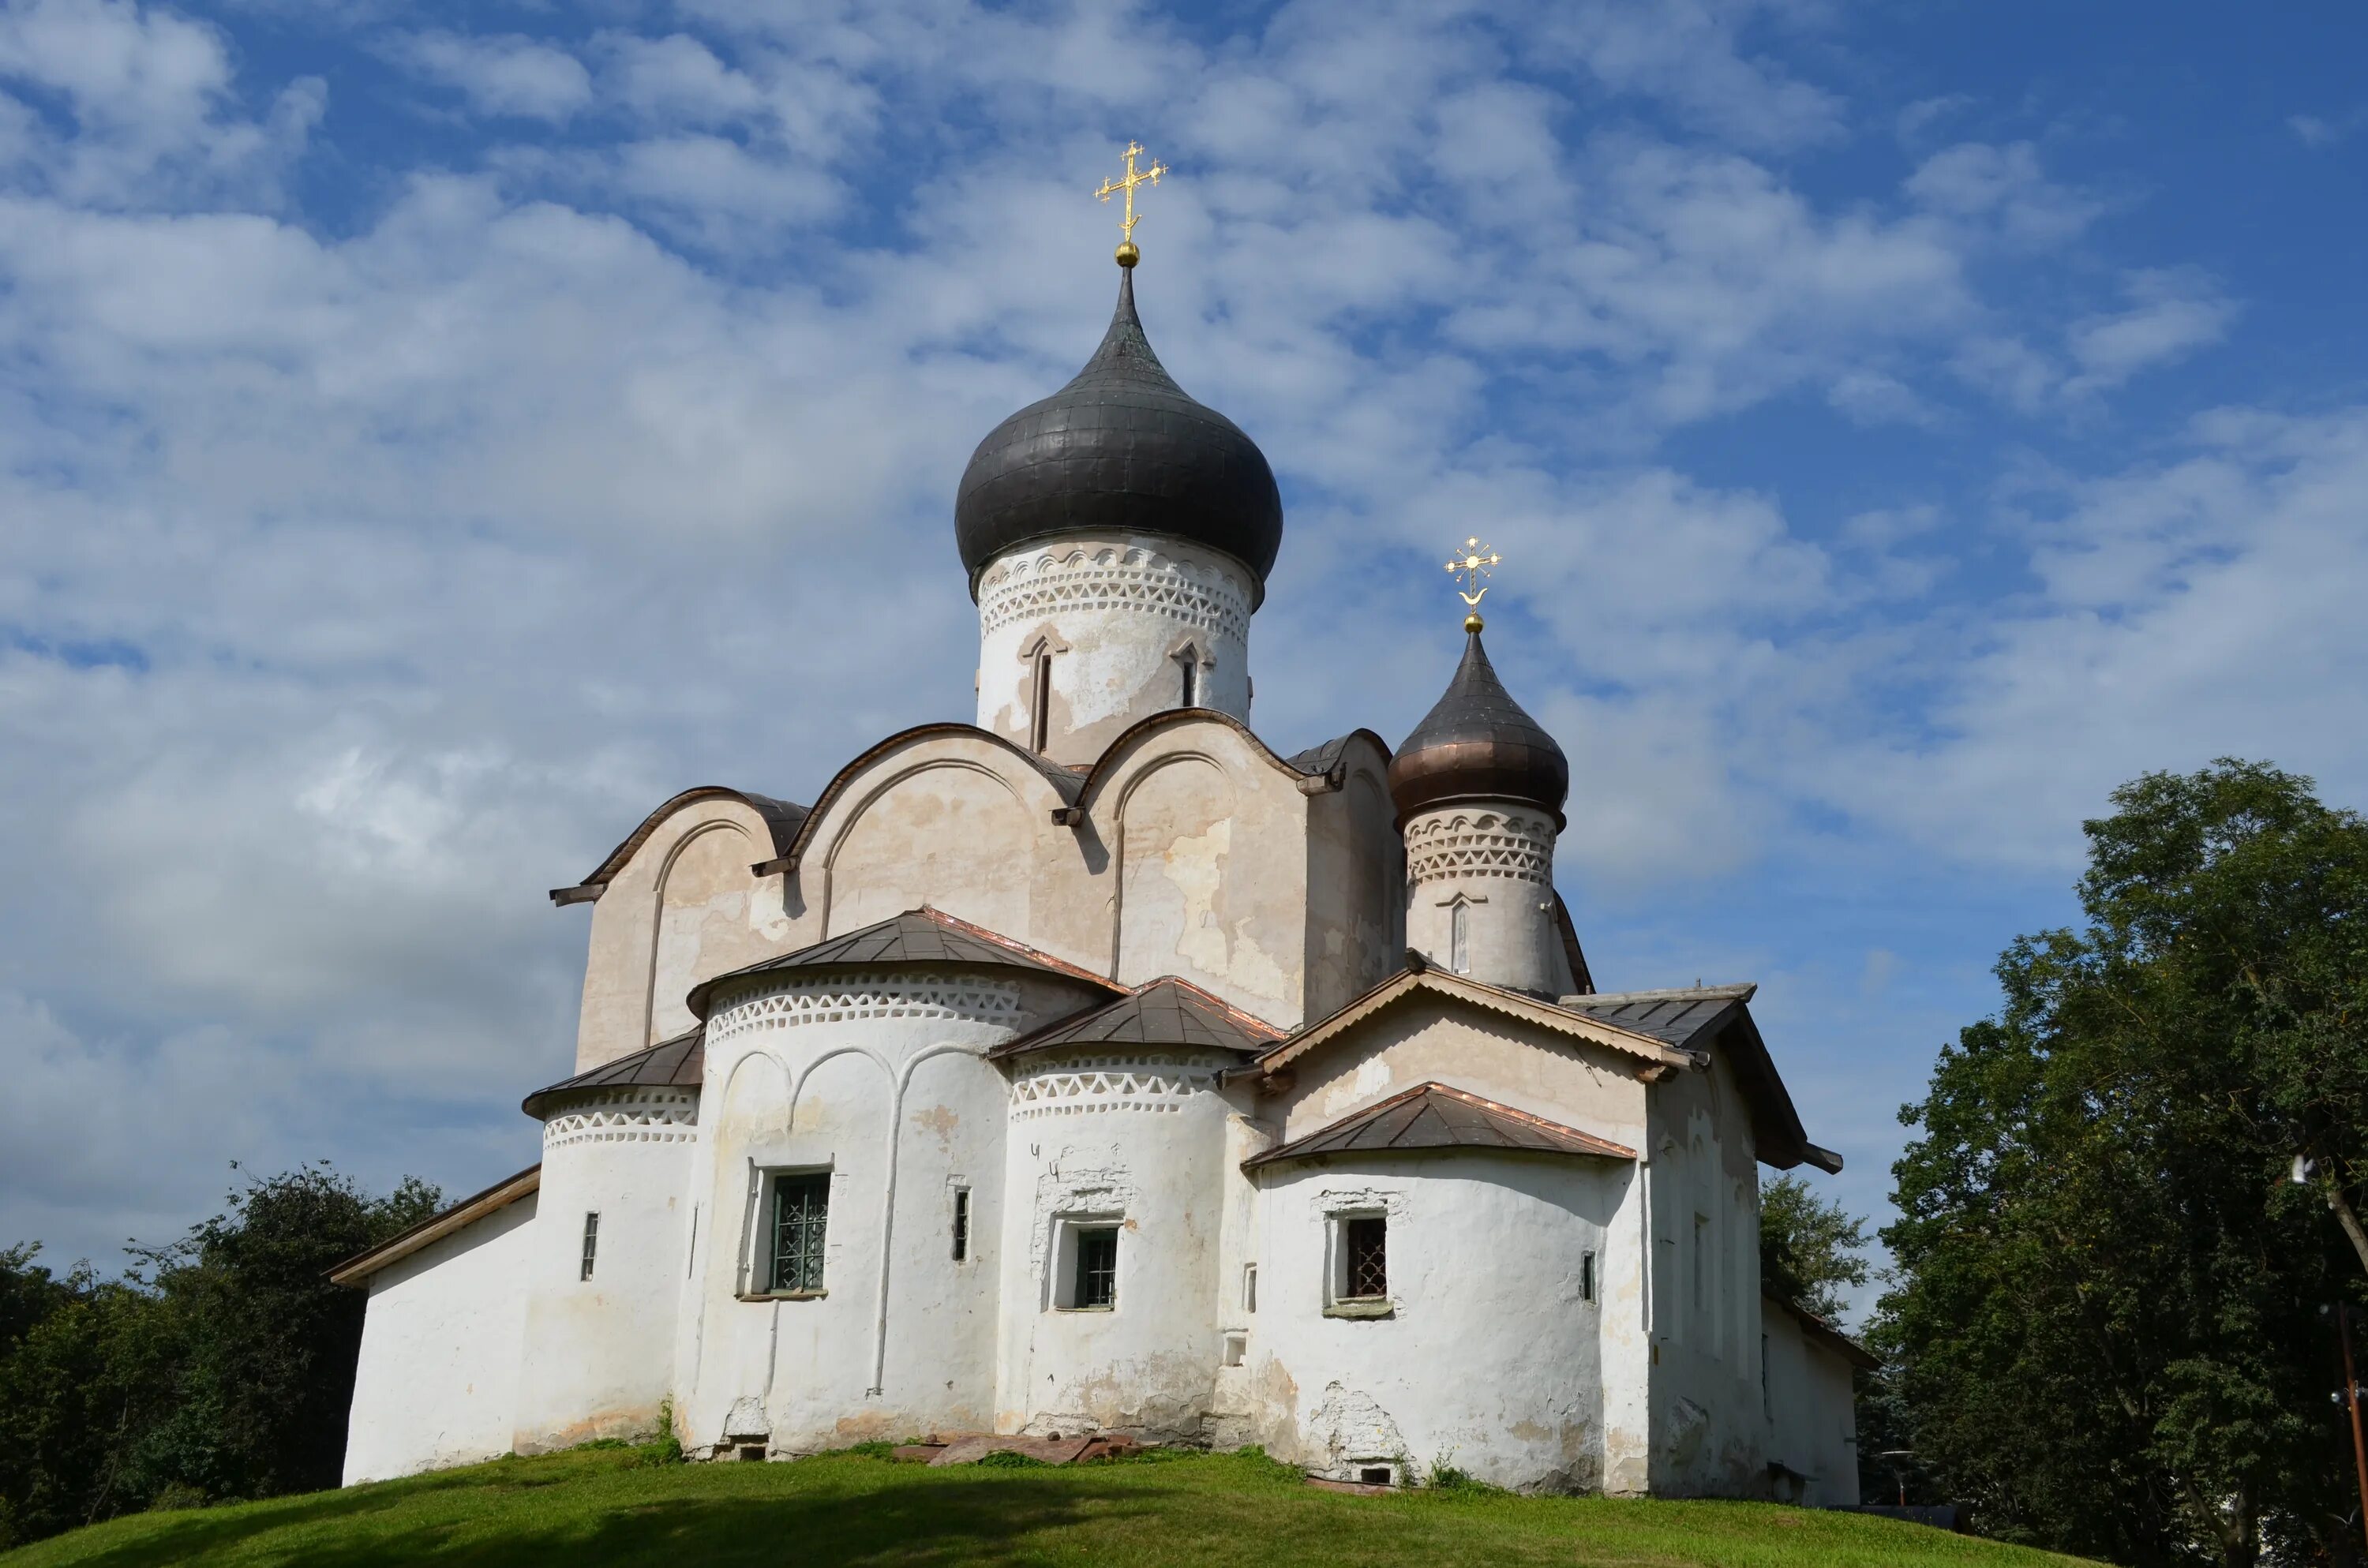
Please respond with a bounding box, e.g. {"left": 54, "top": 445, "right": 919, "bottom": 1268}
{"left": 46, "top": 1465, "right": 1162, "bottom": 1568}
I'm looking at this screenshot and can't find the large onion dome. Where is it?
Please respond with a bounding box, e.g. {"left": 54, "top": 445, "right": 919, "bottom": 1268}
{"left": 954, "top": 267, "right": 1283, "bottom": 601}
{"left": 1387, "top": 626, "right": 1570, "bottom": 825}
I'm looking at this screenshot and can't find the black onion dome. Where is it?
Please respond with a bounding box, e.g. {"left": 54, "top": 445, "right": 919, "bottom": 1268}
{"left": 1388, "top": 628, "right": 1570, "bottom": 825}
{"left": 955, "top": 268, "right": 1283, "bottom": 602}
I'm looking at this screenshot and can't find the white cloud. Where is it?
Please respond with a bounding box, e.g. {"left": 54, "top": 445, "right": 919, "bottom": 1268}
{"left": 390, "top": 31, "right": 594, "bottom": 124}
{"left": 2288, "top": 109, "right": 2365, "bottom": 148}
{"left": 2062, "top": 268, "right": 2236, "bottom": 397}
{"left": 1905, "top": 140, "right": 2099, "bottom": 248}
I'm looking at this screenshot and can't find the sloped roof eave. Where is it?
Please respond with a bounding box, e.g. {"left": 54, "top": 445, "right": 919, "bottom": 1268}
{"left": 328, "top": 1165, "right": 541, "bottom": 1287}
{"left": 1250, "top": 967, "right": 1689, "bottom": 1082}
{"left": 1245, "top": 1080, "right": 1638, "bottom": 1169}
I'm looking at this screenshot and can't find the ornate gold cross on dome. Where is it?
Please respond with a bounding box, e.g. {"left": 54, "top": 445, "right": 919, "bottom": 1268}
{"left": 1096, "top": 140, "right": 1167, "bottom": 267}
{"left": 1445, "top": 537, "right": 1503, "bottom": 631}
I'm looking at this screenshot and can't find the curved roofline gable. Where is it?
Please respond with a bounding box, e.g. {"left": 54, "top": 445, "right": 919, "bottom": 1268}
{"left": 552, "top": 787, "right": 807, "bottom": 906}
{"left": 752, "top": 724, "right": 1087, "bottom": 879}
{"left": 1073, "top": 712, "right": 1393, "bottom": 813}
{"left": 687, "top": 905, "right": 1122, "bottom": 1020}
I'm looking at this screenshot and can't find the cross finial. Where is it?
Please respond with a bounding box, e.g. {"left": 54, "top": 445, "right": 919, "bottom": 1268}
{"left": 1096, "top": 140, "right": 1167, "bottom": 268}
{"left": 1444, "top": 536, "right": 1503, "bottom": 631}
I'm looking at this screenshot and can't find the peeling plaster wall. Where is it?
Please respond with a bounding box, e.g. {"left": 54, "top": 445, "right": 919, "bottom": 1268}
{"left": 675, "top": 971, "right": 1085, "bottom": 1455}
{"left": 991, "top": 1052, "right": 1247, "bottom": 1442}
{"left": 342, "top": 1193, "right": 536, "bottom": 1484}
{"left": 512, "top": 1091, "right": 699, "bottom": 1454}
{"left": 572, "top": 797, "right": 792, "bottom": 1071}
{"left": 1300, "top": 757, "right": 1402, "bottom": 1022}
{"left": 974, "top": 533, "right": 1254, "bottom": 765}
{"left": 1246, "top": 1153, "right": 1636, "bottom": 1493}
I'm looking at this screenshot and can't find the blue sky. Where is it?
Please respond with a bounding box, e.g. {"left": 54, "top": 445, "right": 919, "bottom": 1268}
{"left": 4, "top": 0, "right": 2366, "bottom": 1320}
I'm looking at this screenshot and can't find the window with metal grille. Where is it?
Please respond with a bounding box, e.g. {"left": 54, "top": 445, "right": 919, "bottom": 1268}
{"left": 579, "top": 1212, "right": 599, "bottom": 1282}
{"left": 770, "top": 1173, "right": 830, "bottom": 1293}
{"left": 1343, "top": 1216, "right": 1387, "bottom": 1300}
{"left": 1581, "top": 1248, "right": 1596, "bottom": 1304}
{"left": 951, "top": 1188, "right": 971, "bottom": 1262}
{"left": 1073, "top": 1226, "right": 1118, "bottom": 1308}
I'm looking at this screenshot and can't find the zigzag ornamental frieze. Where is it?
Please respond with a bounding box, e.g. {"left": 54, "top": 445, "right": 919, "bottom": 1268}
{"left": 1010, "top": 1052, "right": 1225, "bottom": 1120}
{"left": 1405, "top": 810, "right": 1556, "bottom": 887}
{"left": 977, "top": 545, "right": 1251, "bottom": 646}
{"left": 706, "top": 974, "right": 1023, "bottom": 1044}
{"left": 541, "top": 1088, "right": 700, "bottom": 1150}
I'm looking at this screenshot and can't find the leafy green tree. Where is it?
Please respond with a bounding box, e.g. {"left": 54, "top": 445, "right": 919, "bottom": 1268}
{"left": 1759, "top": 1173, "right": 1870, "bottom": 1320}
{"left": 1874, "top": 761, "right": 2368, "bottom": 1568}
{"left": 0, "top": 1164, "right": 440, "bottom": 1547}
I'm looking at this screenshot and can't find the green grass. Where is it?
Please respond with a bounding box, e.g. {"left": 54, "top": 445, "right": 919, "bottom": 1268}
{"left": 1, "top": 1445, "right": 2096, "bottom": 1568}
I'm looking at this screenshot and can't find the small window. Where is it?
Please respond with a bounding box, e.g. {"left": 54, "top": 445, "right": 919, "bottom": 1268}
{"left": 1029, "top": 648, "right": 1054, "bottom": 753}
{"left": 951, "top": 1188, "right": 972, "bottom": 1262}
{"left": 1449, "top": 900, "right": 1470, "bottom": 974}
{"left": 1692, "top": 1214, "right": 1708, "bottom": 1312}
{"left": 1222, "top": 1331, "right": 1247, "bottom": 1368}
{"left": 579, "top": 1212, "right": 600, "bottom": 1282}
{"left": 1073, "top": 1226, "right": 1118, "bottom": 1308}
{"left": 1580, "top": 1249, "right": 1595, "bottom": 1304}
{"left": 1343, "top": 1216, "right": 1387, "bottom": 1300}
{"left": 1180, "top": 656, "right": 1197, "bottom": 708}
{"left": 770, "top": 1173, "right": 830, "bottom": 1293}
{"left": 1761, "top": 1333, "right": 1772, "bottom": 1419}
{"left": 1242, "top": 1263, "right": 1258, "bottom": 1314}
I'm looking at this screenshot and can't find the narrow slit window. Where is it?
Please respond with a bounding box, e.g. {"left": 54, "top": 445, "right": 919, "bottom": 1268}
{"left": 1073, "top": 1226, "right": 1118, "bottom": 1308}
{"left": 770, "top": 1173, "right": 830, "bottom": 1293}
{"left": 1343, "top": 1216, "right": 1388, "bottom": 1300}
{"left": 1029, "top": 649, "right": 1053, "bottom": 753}
{"left": 1243, "top": 1263, "right": 1258, "bottom": 1314}
{"left": 1581, "top": 1248, "right": 1595, "bottom": 1304}
{"left": 1449, "top": 900, "right": 1470, "bottom": 974}
{"left": 579, "top": 1212, "right": 600, "bottom": 1282}
{"left": 951, "top": 1188, "right": 971, "bottom": 1262}
{"left": 1692, "top": 1214, "right": 1708, "bottom": 1312}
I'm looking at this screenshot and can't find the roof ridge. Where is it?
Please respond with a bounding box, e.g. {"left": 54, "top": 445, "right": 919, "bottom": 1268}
{"left": 1135, "top": 974, "right": 1287, "bottom": 1040}
{"left": 1568, "top": 982, "right": 1756, "bottom": 1005}
{"left": 916, "top": 905, "right": 1116, "bottom": 990}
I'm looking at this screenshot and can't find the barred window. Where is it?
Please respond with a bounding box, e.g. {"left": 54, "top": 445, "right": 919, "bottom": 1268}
{"left": 579, "top": 1212, "right": 599, "bottom": 1282}
{"left": 951, "top": 1187, "right": 972, "bottom": 1262}
{"left": 1343, "top": 1216, "right": 1387, "bottom": 1300}
{"left": 770, "top": 1173, "right": 830, "bottom": 1293}
{"left": 1073, "top": 1226, "right": 1118, "bottom": 1308}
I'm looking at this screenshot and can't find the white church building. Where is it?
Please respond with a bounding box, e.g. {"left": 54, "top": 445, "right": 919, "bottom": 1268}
{"left": 333, "top": 243, "right": 1870, "bottom": 1502}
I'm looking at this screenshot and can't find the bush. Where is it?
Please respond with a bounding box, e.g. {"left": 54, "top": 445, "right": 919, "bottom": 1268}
{"left": 974, "top": 1449, "right": 1048, "bottom": 1469}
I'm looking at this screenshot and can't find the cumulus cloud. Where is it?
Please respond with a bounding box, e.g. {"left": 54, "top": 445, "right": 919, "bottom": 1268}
{"left": 0, "top": 0, "right": 2351, "bottom": 1268}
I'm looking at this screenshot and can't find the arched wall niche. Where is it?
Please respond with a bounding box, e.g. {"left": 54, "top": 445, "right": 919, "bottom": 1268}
{"left": 818, "top": 759, "right": 1038, "bottom": 941}
{"left": 646, "top": 819, "right": 755, "bottom": 1047}
{"left": 1115, "top": 751, "right": 1284, "bottom": 1012}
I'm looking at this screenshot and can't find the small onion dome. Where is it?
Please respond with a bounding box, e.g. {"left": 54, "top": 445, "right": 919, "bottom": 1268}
{"left": 1387, "top": 626, "right": 1570, "bottom": 826}
{"left": 954, "top": 268, "right": 1283, "bottom": 603}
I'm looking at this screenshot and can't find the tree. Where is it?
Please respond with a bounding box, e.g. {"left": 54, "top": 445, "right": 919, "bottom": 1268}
{"left": 1759, "top": 1173, "right": 1869, "bottom": 1321}
{"left": 0, "top": 1164, "right": 440, "bottom": 1548}
{"left": 1873, "top": 761, "right": 2368, "bottom": 1568}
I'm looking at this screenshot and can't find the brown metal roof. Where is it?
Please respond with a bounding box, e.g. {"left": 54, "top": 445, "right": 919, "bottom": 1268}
{"left": 1250, "top": 965, "right": 1690, "bottom": 1080}
{"left": 521, "top": 1026, "right": 704, "bottom": 1120}
{"left": 1558, "top": 986, "right": 1753, "bottom": 1054}
{"left": 987, "top": 975, "right": 1284, "bottom": 1061}
{"left": 552, "top": 787, "right": 808, "bottom": 905}
{"left": 1245, "top": 1080, "right": 1636, "bottom": 1169}
{"left": 687, "top": 907, "right": 1120, "bottom": 1020}
{"left": 328, "top": 1164, "right": 541, "bottom": 1287}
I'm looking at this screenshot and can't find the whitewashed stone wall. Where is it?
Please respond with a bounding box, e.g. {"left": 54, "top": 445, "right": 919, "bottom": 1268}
{"left": 975, "top": 533, "right": 1256, "bottom": 765}
{"left": 1401, "top": 802, "right": 1568, "bottom": 994}
{"left": 991, "top": 1050, "right": 1252, "bottom": 1442}
{"left": 343, "top": 1193, "right": 537, "bottom": 1484}
{"left": 674, "top": 970, "right": 1087, "bottom": 1455}
{"left": 512, "top": 1091, "right": 700, "bottom": 1454}
{"left": 1245, "top": 1153, "right": 1645, "bottom": 1492}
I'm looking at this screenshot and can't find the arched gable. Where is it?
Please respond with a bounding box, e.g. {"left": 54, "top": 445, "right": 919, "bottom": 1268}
{"left": 569, "top": 792, "right": 796, "bottom": 1073}
{"left": 780, "top": 728, "right": 1080, "bottom": 948}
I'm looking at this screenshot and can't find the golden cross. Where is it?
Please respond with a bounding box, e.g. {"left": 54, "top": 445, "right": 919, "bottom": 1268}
{"left": 1445, "top": 537, "right": 1503, "bottom": 608}
{"left": 1096, "top": 141, "right": 1167, "bottom": 264}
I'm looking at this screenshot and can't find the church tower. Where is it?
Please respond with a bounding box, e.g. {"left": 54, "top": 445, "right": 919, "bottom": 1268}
{"left": 954, "top": 247, "right": 1283, "bottom": 765}
{"left": 1387, "top": 609, "right": 1573, "bottom": 995}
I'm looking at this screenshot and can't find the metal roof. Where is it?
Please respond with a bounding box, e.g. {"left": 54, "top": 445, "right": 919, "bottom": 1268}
{"left": 1557, "top": 985, "right": 1754, "bottom": 1055}
{"left": 988, "top": 975, "right": 1283, "bottom": 1061}
{"left": 688, "top": 907, "right": 1119, "bottom": 1020}
{"left": 328, "top": 1164, "right": 541, "bottom": 1287}
{"left": 552, "top": 786, "right": 808, "bottom": 905}
{"left": 954, "top": 265, "right": 1283, "bottom": 600}
{"left": 1387, "top": 629, "right": 1568, "bottom": 825}
{"left": 521, "top": 1026, "right": 703, "bottom": 1120}
{"left": 1246, "top": 1080, "right": 1635, "bottom": 1169}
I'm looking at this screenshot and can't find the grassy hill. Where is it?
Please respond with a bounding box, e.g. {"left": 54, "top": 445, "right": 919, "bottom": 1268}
{"left": 1, "top": 1444, "right": 2096, "bottom": 1568}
